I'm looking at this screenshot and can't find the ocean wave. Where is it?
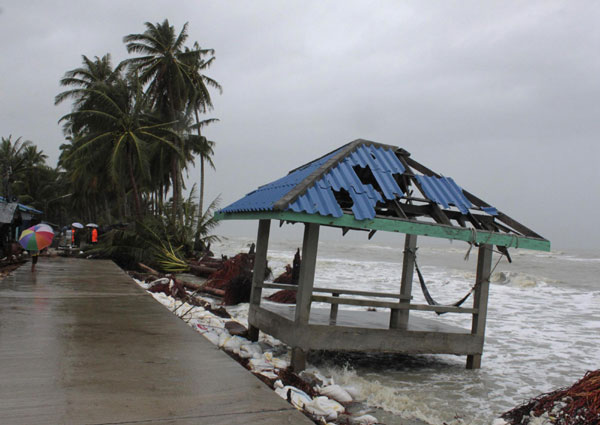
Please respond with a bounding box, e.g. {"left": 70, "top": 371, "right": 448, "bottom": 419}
{"left": 318, "top": 364, "right": 478, "bottom": 425}
{"left": 490, "top": 271, "right": 545, "bottom": 288}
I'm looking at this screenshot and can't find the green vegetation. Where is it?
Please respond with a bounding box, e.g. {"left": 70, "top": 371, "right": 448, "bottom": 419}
{"left": 2, "top": 19, "right": 222, "bottom": 270}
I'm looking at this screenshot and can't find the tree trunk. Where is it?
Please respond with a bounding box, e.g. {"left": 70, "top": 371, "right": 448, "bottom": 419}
{"left": 194, "top": 110, "right": 205, "bottom": 217}
{"left": 171, "top": 156, "right": 179, "bottom": 216}
{"left": 104, "top": 195, "right": 111, "bottom": 223}
{"left": 127, "top": 150, "right": 143, "bottom": 219}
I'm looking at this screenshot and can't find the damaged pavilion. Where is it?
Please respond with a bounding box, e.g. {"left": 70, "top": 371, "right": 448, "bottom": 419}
{"left": 215, "top": 139, "right": 550, "bottom": 371}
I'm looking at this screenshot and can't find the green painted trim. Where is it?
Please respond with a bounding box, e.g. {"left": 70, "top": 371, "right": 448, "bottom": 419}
{"left": 214, "top": 211, "right": 550, "bottom": 252}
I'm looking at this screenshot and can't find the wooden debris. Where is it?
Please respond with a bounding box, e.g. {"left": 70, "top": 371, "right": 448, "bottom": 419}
{"left": 268, "top": 249, "right": 301, "bottom": 304}
{"left": 225, "top": 321, "right": 248, "bottom": 338}
{"left": 265, "top": 290, "right": 297, "bottom": 304}
{"left": 202, "top": 245, "right": 269, "bottom": 305}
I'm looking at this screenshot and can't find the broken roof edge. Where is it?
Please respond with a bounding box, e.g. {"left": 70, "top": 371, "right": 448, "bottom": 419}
{"left": 214, "top": 210, "right": 551, "bottom": 252}
{"left": 272, "top": 138, "right": 400, "bottom": 212}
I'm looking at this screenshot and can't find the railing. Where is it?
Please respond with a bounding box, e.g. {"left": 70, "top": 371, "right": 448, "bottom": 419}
{"left": 259, "top": 282, "right": 477, "bottom": 325}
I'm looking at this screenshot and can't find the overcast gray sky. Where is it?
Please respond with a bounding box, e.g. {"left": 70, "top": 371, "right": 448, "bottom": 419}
{"left": 1, "top": 1, "right": 599, "bottom": 250}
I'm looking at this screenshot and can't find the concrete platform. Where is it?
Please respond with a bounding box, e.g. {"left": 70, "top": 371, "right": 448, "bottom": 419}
{"left": 0, "top": 257, "right": 313, "bottom": 425}
{"left": 263, "top": 301, "right": 470, "bottom": 333}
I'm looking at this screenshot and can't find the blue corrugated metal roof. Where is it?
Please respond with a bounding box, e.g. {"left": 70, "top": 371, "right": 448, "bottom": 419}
{"left": 482, "top": 206, "right": 498, "bottom": 216}
{"left": 0, "top": 197, "right": 43, "bottom": 214}
{"left": 219, "top": 146, "right": 344, "bottom": 213}
{"left": 219, "top": 141, "right": 496, "bottom": 222}
{"left": 414, "top": 175, "right": 472, "bottom": 214}
{"left": 220, "top": 142, "right": 406, "bottom": 220}
{"left": 288, "top": 145, "right": 404, "bottom": 220}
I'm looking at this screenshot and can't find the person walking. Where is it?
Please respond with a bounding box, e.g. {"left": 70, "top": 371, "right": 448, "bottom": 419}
{"left": 18, "top": 224, "right": 54, "bottom": 273}
{"left": 30, "top": 250, "right": 39, "bottom": 272}
{"left": 91, "top": 227, "right": 98, "bottom": 244}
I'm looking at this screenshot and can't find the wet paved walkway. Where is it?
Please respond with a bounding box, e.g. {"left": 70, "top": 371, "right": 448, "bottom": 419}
{"left": 0, "top": 257, "right": 312, "bottom": 425}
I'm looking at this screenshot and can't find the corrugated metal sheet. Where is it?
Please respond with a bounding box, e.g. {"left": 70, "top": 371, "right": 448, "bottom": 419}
{"left": 0, "top": 197, "right": 43, "bottom": 215}
{"left": 0, "top": 202, "right": 18, "bottom": 224}
{"left": 221, "top": 142, "right": 492, "bottom": 222}
{"left": 414, "top": 175, "right": 472, "bottom": 214}
{"left": 482, "top": 206, "right": 498, "bottom": 216}
{"left": 220, "top": 143, "right": 406, "bottom": 220}
{"left": 219, "top": 147, "right": 343, "bottom": 213}
{"left": 287, "top": 145, "right": 403, "bottom": 220}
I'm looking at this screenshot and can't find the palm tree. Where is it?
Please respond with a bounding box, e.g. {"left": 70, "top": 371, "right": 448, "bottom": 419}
{"left": 59, "top": 76, "right": 181, "bottom": 218}
{"left": 123, "top": 20, "right": 221, "bottom": 215}
{"left": 123, "top": 20, "right": 194, "bottom": 212}
{"left": 55, "top": 54, "right": 123, "bottom": 135}
{"left": 185, "top": 42, "right": 222, "bottom": 216}
{"left": 0, "top": 135, "right": 33, "bottom": 199}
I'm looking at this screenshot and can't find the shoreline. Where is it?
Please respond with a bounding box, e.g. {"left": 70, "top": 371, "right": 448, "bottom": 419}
{"left": 131, "top": 273, "right": 407, "bottom": 425}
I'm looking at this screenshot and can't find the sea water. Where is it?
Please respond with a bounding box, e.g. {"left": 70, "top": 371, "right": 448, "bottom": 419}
{"left": 212, "top": 235, "right": 600, "bottom": 425}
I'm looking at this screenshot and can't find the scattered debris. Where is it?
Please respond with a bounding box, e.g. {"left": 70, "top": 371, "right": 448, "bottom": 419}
{"left": 225, "top": 320, "right": 248, "bottom": 338}
{"left": 267, "top": 248, "right": 301, "bottom": 304}
{"left": 501, "top": 370, "right": 600, "bottom": 425}
{"left": 274, "top": 248, "right": 301, "bottom": 284}
{"left": 133, "top": 274, "right": 381, "bottom": 425}
{"left": 265, "top": 289, "right": 297, "bottom": 304}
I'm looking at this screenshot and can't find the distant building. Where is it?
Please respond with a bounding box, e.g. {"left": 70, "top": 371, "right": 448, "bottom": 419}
{"left": 0, "top": 196, "right": 43, "bottom": 257}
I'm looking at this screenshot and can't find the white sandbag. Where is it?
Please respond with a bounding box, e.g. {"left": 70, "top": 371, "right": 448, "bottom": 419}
{"left": 318, "top": 384, "right": 353, "bottom": 403}
{"left": 312, "top": 371, "right": 334, "bottom": 387}
{"left": 259, "top": 370, "right": 279, "bottom": 380}
{"left": 350, "top": 414, "right": 378, "bottom": 425}
{"left": 274, "top": 385, "right": 312, "bottom": 410}
{"left": 342, "top": 385, "right": 362, "bottom": 400}
{"left": 222, "top": 336, "right": 246, "bottom": 352}
{"left": 217, "top": 333, "right": 230, "bottom": 348}
{"left": 248, "top": 357, "right": 274, "bottom": 372}
{"left": 263, "top": 352, "right": 289, "bottom": 369}
{"left": 207, "top": 317, "right": 225, "bottom": 328}
{"left": 238, "top": 343, "right": 263, "bottom": 359}
{"left": 304, "top": 396, "right": 345, "bottom": 421}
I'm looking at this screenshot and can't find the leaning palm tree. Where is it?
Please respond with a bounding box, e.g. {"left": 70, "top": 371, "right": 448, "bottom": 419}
{"left": 59, "top": 76, "right": 181, "bottom": 219}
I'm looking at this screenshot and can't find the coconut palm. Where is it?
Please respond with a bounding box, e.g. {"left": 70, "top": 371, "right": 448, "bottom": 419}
{"left": 0, "top": 135, "right": 34, "bottom": 199}
{"left": 123, "top": 20, "right": 194, "bottom": 211}
{"left": 55, "top": 54, "right": 124, "bottom": 135}
{"left": 123, "top": 20, "right": 220, "bottom": 214}
{"left": 59, "top": 76, "right": 181, "bottom": 218}
{"left": 184, "top": 42, "right": 222, "bottom": 216}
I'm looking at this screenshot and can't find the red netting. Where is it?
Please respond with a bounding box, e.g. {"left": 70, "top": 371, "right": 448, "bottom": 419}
{"left": 502, "top": 370, "right": 600, "bottom": 425}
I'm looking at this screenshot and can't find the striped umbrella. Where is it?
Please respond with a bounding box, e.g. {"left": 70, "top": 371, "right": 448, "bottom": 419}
{"left": 18, "top": 224, "right": 54, "bottom": 251}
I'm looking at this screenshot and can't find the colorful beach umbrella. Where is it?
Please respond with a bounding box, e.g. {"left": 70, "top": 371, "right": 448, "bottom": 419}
{"left": 18, "top": 224, "right": 54, "bottom": 251}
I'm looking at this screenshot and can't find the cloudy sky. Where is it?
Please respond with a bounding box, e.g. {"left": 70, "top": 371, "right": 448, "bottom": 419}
{"left": 1, "top": 1, "right": 598, "bottom": 250}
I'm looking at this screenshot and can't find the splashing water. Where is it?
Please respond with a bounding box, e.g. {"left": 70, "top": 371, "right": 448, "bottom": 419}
{"left": 214, "top": 236, "right": 600, "bottom": 424}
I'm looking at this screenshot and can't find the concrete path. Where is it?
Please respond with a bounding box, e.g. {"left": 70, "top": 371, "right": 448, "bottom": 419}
{"left": 0, "top": 257, "right": 313, "bottom": 425}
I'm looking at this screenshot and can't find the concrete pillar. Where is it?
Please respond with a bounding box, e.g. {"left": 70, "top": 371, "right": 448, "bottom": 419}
{"left": 291, "top": 223, "right": 320, "bottom": 371}
{"left": 466, "top": 244, "right": 492, "bottom": 369}
{"left": 248, "top": 219, "right": 271, "bottom": 342}
{"left": 390, "top": 233, "right": 417, "bottom": 329}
